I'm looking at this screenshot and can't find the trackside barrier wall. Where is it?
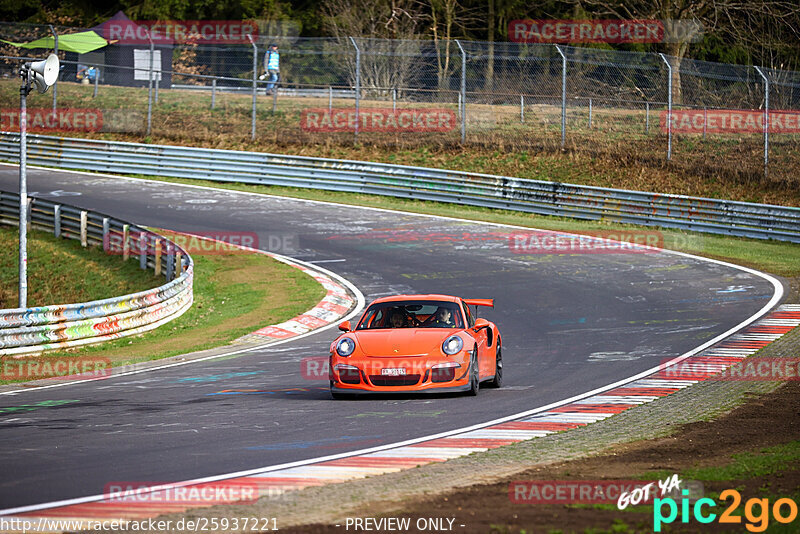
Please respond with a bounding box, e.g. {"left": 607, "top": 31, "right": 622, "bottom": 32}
{"left": 0, "top": 190, "right": 193, "bottom": 356}
{"left": 1, "top": 132, "right": 798, "bottom": 243}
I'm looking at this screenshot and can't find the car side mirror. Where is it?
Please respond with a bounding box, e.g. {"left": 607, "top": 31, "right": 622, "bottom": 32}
{"left": 338, "top": 320, "right": 351, "bottom": 332}
{"left": 473, "top": 318, "right": 490, "bottom": 331}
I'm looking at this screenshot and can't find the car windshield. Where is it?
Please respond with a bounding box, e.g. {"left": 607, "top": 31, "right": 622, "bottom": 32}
{"left": 356, "top": 300, "right": 464, "bottom": 330}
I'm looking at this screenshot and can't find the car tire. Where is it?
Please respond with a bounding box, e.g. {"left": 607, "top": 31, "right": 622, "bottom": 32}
{"left": 467, "top": 348, "right": 479, "bottom": 396}
{"left": 487, "top": 341, "right": 503, "bottom": 388}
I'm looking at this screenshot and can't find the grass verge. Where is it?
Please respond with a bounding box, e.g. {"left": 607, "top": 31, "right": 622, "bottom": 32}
{"left": 0, "top": 225, "right": 161, "bottom": 308}
{"left": 0, "top": 227, "right": 326, "bottom": 384}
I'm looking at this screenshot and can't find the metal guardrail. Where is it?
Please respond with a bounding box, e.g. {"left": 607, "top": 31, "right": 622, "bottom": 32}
{"left": 0, "top": 190, "right": 193, "bottom": 356}
{"left": 0, "top": 133, "right": 799, "bottom": 243}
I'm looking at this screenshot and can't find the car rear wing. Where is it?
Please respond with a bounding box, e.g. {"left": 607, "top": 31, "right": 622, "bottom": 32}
{"left": 464, "top": 298, "right": 494, "bottom": 308}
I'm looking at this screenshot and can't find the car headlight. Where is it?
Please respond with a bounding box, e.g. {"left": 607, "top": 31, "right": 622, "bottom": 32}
{"left": 336, "top": 337, "right": 356, "bottom": 357}
{"left": 442, "top": 335, "right": 464, "bottom": 355}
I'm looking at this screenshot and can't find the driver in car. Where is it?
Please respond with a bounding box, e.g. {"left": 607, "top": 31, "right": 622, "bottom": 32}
{"left": 427, "top": 306, "right": 455, "bottom": 327}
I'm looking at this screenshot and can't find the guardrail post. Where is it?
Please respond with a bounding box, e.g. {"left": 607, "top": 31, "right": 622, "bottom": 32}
{"left": 154, "top": 239, "right": 162, "bottom": 276}
{"left": 659, "top": 53, "right": 672, "bottom": 161}
{"left": 102, "top": 217, "right": 109, "bottom": 249}
{"left": 456, "top": 39, "right": 466, "bottom": 143}
{"left": 211, "top": 78, "right": 216, "bottom": 109}
{"left": 53, "top": 204, "right": 61, "bottom": 238}
{"left": 247, "top": 34, "right": 257, "bottom": 140}
{"left": 80, "top": 211, "right": 88, "bottom": 247}
{"left": 122, "top": 224, "right": 130, "bottom": 261}
{"left": 139, "top": 232, "right": 147, "bottom": 269}
{"left": 555, "top": 45, "right": 567, "bottom": 149}
{"left": 166, "top": 242, "right": 174, "bottom": 281}
{"left": 349, "top": 37, "right": 360, "bottom": 144}
{"left": 754, "top": 66, "right": 769, "bottom": 179}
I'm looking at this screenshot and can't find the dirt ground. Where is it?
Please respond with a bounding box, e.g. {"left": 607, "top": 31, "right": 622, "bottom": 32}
{"left": 283, "top": 381, "right": 800, "bottom": 533}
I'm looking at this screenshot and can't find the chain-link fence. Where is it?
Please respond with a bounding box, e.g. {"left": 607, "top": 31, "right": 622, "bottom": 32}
{"left": 1, "top": 21, "right": 799, "bottom": 186}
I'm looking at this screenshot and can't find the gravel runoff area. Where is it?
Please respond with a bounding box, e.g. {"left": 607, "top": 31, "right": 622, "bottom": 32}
{"left": 137, "top": 282, "right": 800, "bottom": 534}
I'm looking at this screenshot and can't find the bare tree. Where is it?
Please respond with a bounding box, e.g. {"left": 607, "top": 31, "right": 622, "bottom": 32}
{"left": 569, "top": 0, "right": 800, "bottom": 104}
{"left": 322, "top": 0, "right": 428, "bottom": 94}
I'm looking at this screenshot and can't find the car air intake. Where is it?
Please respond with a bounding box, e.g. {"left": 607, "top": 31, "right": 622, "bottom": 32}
{"left": 369, "top": 374, "right": 421, "bottom": 386}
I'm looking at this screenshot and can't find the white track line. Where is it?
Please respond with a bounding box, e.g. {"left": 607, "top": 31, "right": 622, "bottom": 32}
{"left": 0, "top": 162, "right": 785, "bottom": 516}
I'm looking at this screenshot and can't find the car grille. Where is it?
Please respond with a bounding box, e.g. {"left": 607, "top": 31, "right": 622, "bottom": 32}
{"left": 369, "top": 374, "right": 421, "bottom": 387}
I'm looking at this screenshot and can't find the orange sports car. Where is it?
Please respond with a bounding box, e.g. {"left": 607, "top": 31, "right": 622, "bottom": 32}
{"left": 329, "top": 294, "right": 502, "bottom": 398}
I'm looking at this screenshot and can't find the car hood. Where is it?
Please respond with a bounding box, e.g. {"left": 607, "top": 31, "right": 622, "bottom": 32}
{"left": 352, "top": 328, "right": 459, "bottom": 357}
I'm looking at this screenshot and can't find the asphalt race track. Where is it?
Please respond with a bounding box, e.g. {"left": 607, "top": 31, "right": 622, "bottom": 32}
{"left": 0, "top": 165, "right": 781, "bottom": 510}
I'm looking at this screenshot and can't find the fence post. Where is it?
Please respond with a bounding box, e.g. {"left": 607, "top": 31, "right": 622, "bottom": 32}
{"left": 80, "top": 211, "right": 87, "bottom": 247}
{"left": 102, "top": 217, "right": 109, "bottom": 250}
{"left": 456, "top": 39, "right": 466, "bottom": 143}
{"left": 93, "top": 67, "right": 99, "bottom": 98}
{"left": 349, "top": 37, "right": 360, "bottom": 144}
{"left": 393, "top": 88, "right": 397, "bottom": 112}
{"left": 520, "top": 95, "right": 524, "bottom": 123}
{"left": 328, "top": 86, "right": 332, "bottom": 114}
{"left": 703, "top": 107, "right": 707, "bottom": 140}
{"left": 754, "top": 66, "right": 769, "bottom": 179}
{"left": 165, "top": 242, "right": 174, "bottom": 281}
{"left": 53, "top": 204, "right": 61, "bottom": 238}
{"left": 247, "top": 34, "right": 257, "bottom": 140}
{"left": 49, "top": 25, "right": 57, "bottom": 114}
{"left": 154, "top": 239, "right": 162, "bottom": 276}
{"left": 211, "top": 78, "right": 216, "bottom": 109}
{"left": 139, "top": 232, "right": 147, "bottom": 269}
{"left": 555, "top": 45, "right": 566, "bottom": 148}
{"left": 659, "top": 53, "right": 672, "bottom": 161}
{"left": 122, "top": 224, "right": 130, "bottom": 261}
{"left": 146, "top": 32, "right": 154, "bottom": 136}
{"left": 646, "top": 102, "right": 650, "bottom": 133}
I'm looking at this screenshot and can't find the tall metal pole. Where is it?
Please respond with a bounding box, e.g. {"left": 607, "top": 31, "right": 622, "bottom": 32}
{"left": 18, "top": 72, "right": 30, "bottom": 308}
{"left": 456, "top": 39, "right": 466, "bottom": 143}
{"left": 146, "top": 32, "right": 154, "bottom": 136}
{"left": 754, "top": 66, "right": 769, "bottom": 179}
{"left": 349, "top": 37, "right": 360, "bottom": 144}
{"left": 247, "top": 34, "right": 257, "bottom": 140}
{"left": 659, "top": 53, "right": 672, "bottom": 161}
{"left": 555, "top": 45, "right": 566, "bottom": 148}
{"left": 49, "top": 25, "right": 57, "bottom": 115}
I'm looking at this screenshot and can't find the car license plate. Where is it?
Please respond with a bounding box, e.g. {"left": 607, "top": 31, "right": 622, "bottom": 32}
{"left": 381, "top": 368, "right": 406, "bottom": 376}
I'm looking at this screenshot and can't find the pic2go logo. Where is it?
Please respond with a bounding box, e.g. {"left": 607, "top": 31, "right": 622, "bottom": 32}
{"left": 653, "top": 489, "right": 798, "bottom": 532}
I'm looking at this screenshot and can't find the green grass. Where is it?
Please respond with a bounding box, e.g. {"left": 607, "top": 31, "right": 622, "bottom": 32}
{"left": 0, "top": 226, "right": 326, "bottom": 383}
{"left": 117, "top": 174, "right": 800, "bottom": 277}
{"left": 0, "top": 226, "right": 161, "bottom": 308}
{"left": 2, "top": 78, "right": 799, "bottom": 206}
{"left": 61, "top": 251, "right": 326, "bottom": 366}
